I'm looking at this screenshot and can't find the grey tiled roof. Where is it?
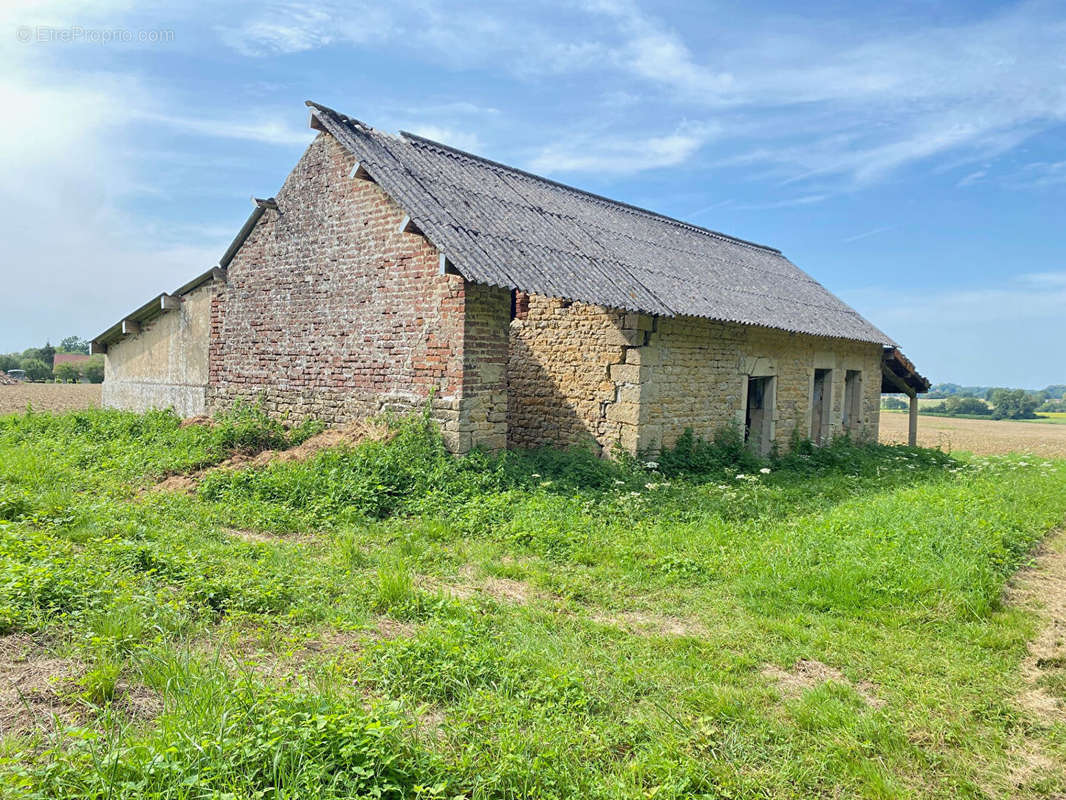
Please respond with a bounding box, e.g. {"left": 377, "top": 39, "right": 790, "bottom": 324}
{"left": 308, "top": 101, "right": 894, "bottom": 346}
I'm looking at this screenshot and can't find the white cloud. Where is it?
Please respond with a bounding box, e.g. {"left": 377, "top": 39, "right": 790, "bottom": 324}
{"left": 733, "top": 194, "right": 828, "bottom": 211}
{"left": 138, "top": 110, "right": 315, "bottom": 146}
{"left": 401, "top": 125, "right": 482, "bottom": 153}
{"left": 211, "top": 0, "right": 1066, "bottom": 186}
{"left": 1012, "top": 160, "right": 1066, "bottom": 188}
{"left": 527, "top": 122, "right": 717, "bottom": 174}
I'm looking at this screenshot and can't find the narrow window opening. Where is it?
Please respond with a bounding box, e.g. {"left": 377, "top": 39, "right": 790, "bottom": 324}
{"left": 745, "top": 375, "right": 775, "bottom": 455}
{"left": 811, "top": 368, "right": 832, "bottom": 444}
{"left": 843, "top": 370, "right": 862, "bottom": 435}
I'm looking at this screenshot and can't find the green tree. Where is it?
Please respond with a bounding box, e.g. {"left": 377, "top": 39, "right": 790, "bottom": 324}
{"left": 881, "top": 397, "right": 907, "bottom": 410}
{"left": 53, "top": 363, "right": 79, "bottom": 383}
{"left": 19, "top": 358, "right": 52, "bottom": 382}
{"left": 80, "top": 356, "right": 105, "bottom": 384}
{"left": 57, "top": 336, "right": 90, "bottom": 355}
{"left": 0, "top": 354, "right": 18, "bottom": 373}
{"left": 989, "top": 389, "right": 1039, "bottom": 420}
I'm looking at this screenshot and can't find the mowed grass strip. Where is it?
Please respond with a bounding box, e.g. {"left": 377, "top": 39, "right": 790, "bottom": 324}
{"left": 0, "top": 408, "right": 1064, "bottom": 798}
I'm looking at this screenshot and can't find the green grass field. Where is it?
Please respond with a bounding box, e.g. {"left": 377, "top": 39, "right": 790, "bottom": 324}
{"left": 1025, "top": 412, "right": 1066, "bottom": 425}
{"left": 1, "top": 406, "right": 1065, "bottom": 798}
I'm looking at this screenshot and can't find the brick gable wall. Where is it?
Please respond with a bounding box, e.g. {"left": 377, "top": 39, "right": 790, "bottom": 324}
{"left": 207, "top": 133, "right": 507, "bottom": 452}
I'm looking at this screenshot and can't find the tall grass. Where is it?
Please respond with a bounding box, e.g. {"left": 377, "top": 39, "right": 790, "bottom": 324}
{"left": 0, "top": 409, "right": 1064, "bottom": 797}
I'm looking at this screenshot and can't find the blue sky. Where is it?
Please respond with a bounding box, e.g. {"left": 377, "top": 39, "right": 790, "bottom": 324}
{"left": 2, "top": 0, "right": 1064, "bottom": 387}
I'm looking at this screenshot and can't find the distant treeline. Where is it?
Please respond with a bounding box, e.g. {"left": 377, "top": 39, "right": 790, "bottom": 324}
{"left": 0, "top": 336, "right": 104, "bottom": 383}
{"left": 883, "top": 383, "right": 1066, "bottom": 419}
{"left": 926, "top": 382, "right": 1066, "bottom": 400}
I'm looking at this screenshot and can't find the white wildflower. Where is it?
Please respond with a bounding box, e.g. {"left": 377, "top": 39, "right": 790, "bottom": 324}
{"left": 759, "top": 467, "right": 771, "bottom": 474}
{"left": 644, "top": 461, "right": 659, "bottom": 470}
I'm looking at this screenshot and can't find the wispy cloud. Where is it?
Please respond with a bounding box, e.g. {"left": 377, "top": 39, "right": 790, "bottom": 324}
{"left": 841, "top": 224, "right": 897, "bottom": 243}
{"left": 1011, "top": 160, "right": 1066, "bottom": 188}
{"left": 212, "top": 0, "right": 1066, "bottom": 187}
{"left": 733, "top": 194, "right": 828, "bottom": 211}
{"left": 138, "top": 110, "right": 315, "bottom": 146}
{"left": 527, "top": 122, "right": 717, "bottom": 174}
{"left": 402, "top": 125, "right": 482, "bottom": 152}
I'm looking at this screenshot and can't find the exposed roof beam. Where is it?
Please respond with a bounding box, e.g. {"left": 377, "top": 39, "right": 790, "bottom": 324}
{"left": 398, "top": 215, "right": 422, "bottom": 235}
{"left": 160, "top": 294, "right": 180, "bottom": 311}
{"left": 349, "top": 161, "right": 374, "bottom": 181}
{"left": 438, "top": 254, "right": 459, "bottom": 276}
{"left": 881, "top": 363, "right": 915, "bottom": 398}
{"left": 121, "top": 319, "right": 140, "bottom": 336}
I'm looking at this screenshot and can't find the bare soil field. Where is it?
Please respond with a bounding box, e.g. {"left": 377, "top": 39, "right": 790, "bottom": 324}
{"left": 880, "top": 411, "right": 1066, "bottom": 457}
{"left": 0, "top": 383, "right": 101, "bottom": 415}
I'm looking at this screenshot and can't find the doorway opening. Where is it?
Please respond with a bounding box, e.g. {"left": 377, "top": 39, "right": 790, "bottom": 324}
{"left": 843, "top": 370, "right": 862, "bottom": 435}
{"left": 811, "top": 368, "right": 832, "bottom": 444}
{"left": 745, "top": 376, "right": 775, "bottom": 455}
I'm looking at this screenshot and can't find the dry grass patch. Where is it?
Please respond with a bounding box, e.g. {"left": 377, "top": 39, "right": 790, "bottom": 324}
{"left": 593, "top": 610, "right": 707, "bottom": 638}
{"left": 424, "top": 566, "right": 545, "bottom": 606}
{"left": 0, "top": 634, "right": 83, "bottom": 735}
{"left": 761, "top": 658, "right": 883, "bottom": 707}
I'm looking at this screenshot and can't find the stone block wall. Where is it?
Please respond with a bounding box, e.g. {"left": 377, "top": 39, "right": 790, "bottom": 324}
{"left": 102, "top": 281, "right": 216, "bottom": 417}
{"left": 507, "top": 296, "right": 636, "bottom": 453}
{"left": 206, "top": 132, "right": 507, "bottom": 452}
{"left": 507, "top": 292, "right": 882, "bottom": 455}
{"left": 639, "top": 317, "right": 883, "bottom": 452}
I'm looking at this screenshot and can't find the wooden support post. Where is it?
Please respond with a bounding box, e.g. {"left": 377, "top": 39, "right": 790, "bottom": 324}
{"left": 908, "top": 392, "right": 918, "bottom": 447}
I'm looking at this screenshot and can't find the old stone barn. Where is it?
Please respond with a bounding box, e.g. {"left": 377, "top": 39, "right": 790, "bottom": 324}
{"left": 93, "top": 101, "right": 928, "bottom": 455}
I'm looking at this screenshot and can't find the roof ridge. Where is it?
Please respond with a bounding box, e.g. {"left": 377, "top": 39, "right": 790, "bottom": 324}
{"left": 397, "top": 130, "right": 783, "bottom": 256}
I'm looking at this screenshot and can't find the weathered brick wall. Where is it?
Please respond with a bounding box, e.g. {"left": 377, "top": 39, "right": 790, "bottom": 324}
{"left": 208, "top": 133, "right": 507, "bottom": 452}
{"left": 508, "top": 293, "right": 882, "bottom": 455}
{"left": 102, "top": 281, "right": 217, "bottom": 417}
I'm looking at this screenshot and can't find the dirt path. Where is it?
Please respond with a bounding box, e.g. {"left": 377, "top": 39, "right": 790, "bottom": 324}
{"left": 1005, "top": 528, "right": 1066, "bottom": 793}
{"left": 1013, "top": 529, "right": 1066, "bottom": 722}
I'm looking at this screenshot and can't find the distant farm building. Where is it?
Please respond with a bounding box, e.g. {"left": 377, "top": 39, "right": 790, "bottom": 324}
{"left": 52, "top": 353, "right": 92, "bottom": 369}
{"left": 92, "top": 101, "right": 928, "bottom": 454}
